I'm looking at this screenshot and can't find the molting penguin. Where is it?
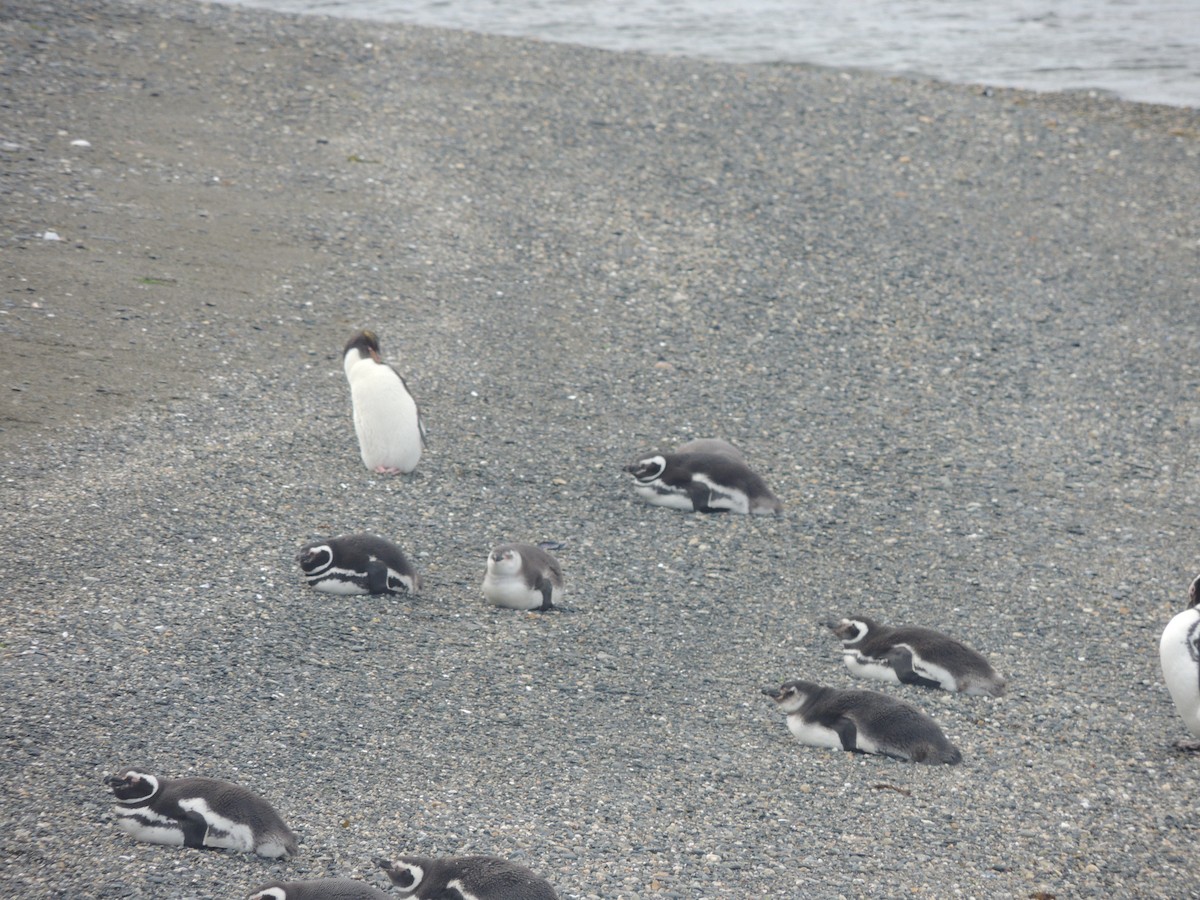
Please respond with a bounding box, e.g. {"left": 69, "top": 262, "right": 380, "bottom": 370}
{"left": 481, "top": 542, "right": 564, "bottom": 611}
{"left": 763, "top": 679, "right": 962, "bottom": 765}
{"left": 828, "top": 615, "right": 1006, "bottom": 697}
{"left": 105, "top": 769, "right": 298, "bottom": 857}
{"left": 1160, "top": 573, "right": 1200, "bottom": 751}
{"left": 377, "top": 854, "right": 559, "bottom": 900}
{"left": 248, "top": 879, "right": 391, "bottom": 900}
{"left": 624, "top": 439, "right": 782, "bottom": 515}
{"left": 298, "top": 533, "right": 420, "bottom": 595}
{"left": 343, "top": 329, "right": 426, "bottom": 474}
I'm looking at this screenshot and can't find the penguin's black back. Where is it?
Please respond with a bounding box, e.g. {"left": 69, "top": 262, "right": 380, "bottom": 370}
{"left": 799, "top": 683, "right": 961, "bottom": 765}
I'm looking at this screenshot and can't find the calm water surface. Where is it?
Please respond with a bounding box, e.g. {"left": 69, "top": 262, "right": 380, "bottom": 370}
{"left": 223, "top": 0, "right": 1200, "bottom": 108}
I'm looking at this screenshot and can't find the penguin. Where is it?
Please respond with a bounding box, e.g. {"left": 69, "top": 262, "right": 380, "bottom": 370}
{"left": 343, "top": 329, "right": 426, "bottom": 475}
{"left": 481, "top": 542, "right": 564, "bottom": 611}
{"left": 105, "top": 769, "right": 298, "bottom": 857}
{"left": 248, "top": 879, "right": 391, "bottom": 900}
{"left": 763, "top": 679, "right": 962, "bottom": 765}
{"left": 297, "top": 533, "right": 421, "bottom": 596}
{"left": 1160, "top": 573, "right": 1200, "bottom": 751}
{"left": 624, "top": 440, "right": 782, "bottom": 515}
{"left": 377, "top": 854, "right": 559, "bottom": 900}
{"left": 828, "top": 615, "right": 1006, "bottom": 697}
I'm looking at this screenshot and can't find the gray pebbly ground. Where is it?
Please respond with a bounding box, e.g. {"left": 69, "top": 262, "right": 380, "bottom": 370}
{"left": 2, "top": 0, "right": 1200, "bottom": 898}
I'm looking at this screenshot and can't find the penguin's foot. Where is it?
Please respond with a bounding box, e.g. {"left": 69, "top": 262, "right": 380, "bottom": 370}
{"left": 1172, "top": 738, "right": 1200, "bottom": 752}
{"left": 373, "top": 466, "right": 404, "bottom": 475}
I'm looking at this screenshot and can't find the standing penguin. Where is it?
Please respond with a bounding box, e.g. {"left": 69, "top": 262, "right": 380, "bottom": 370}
{"left": 298, "top": 533, "right": 421, "bottom": 595}
{"left": 248, "top": 879, "right": 391, "bottom": 900}
{"left": 377, "top": 854, "right": 559, "bottom": 900}
{"left": 481, "top": 542, "right": 564, "bottom": 611}
{"left": 343, "top": 329, "right": 426, "bottom": 474}
{"left": 1160, "top": 573, "right": 1200, "bottom": 751}
{"left": 828, "top": 615, "right": 1006, "bottom": 697}
{"left": 763, "top": 679, "right": 962, "bottom": 765}
{"left": 105, "top": 769, "right": 298, "bottom": 857}
{"left": 624, "top": 439, "right": 782, "bottom": 515}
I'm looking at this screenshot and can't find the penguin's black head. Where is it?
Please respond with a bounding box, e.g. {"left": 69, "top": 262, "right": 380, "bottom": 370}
{"left": 830, "top": 617, "right": 873, "bottom": 645}
{"left": 376, "top": 857, "right": 427, "bottom": 895}
{"left": 297, "top": 543, "right": 334, "bottom": 576}
{"left": 344, "top": 329, "right": 382, "bottom": 363}
{"left": 624, "top": 454, "right": 666, "bottom": 482}
{"left": 1189, "top": 574, "right": 1200, "bottom": 609}
{"left": 105, "top": 768, "right": 159, "bottom": 803}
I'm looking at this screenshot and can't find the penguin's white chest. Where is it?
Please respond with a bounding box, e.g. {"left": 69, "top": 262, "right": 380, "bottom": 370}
{"left": 113, "top": 805, "right": 187, "bottom": 847}
{"left": 632, "top": 481, "right": 696, "bottom": 512}
{"left": 482, "top": 571, "right": 546, "bottom": 610}
{"left": 785, "top": 715, "right": 845, "bottom": 751}
{"left": 347, "top": 362, "right": 422, "bottom": 473}
{"left": 1160, "top": 608, "right": 1200, "bottom": 739}
{"left": 308, "top": 568, "right": 374, "bottom": 595}
{"left": 842, "top": 651, "right": 901, "bottom": 685}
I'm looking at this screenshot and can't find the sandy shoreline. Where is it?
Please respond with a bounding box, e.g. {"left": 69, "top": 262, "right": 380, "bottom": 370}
{"left": 3, "top": 1, "right": 1197, "bottom": 455}
{"left": 3, "top": 1, "right": 1200, "bottom": 898}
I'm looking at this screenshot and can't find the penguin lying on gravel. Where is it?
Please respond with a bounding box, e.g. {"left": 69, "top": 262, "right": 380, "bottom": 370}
{"left": 827, "top": 615, "right": 1006, "bottom": 697}
{"left": 377, "top": 854, "right": 559, "bottom": 900}
{"left": 105, "top": 768, "right": 297, "bottom": 857}
{"left": 297, "top": 533, "right": 421, "bottom": 595}
{"left": 763, "top": 679, "right": 962, "bottom": 765}
{"left": 248, "top": 879, "right": 391, "bottom": 900}
{"left": 1160, "top": 573, "right": 1200, "bottom": 751}
{"left": 481, "top": 542, "right": 565, "bottom": 611}
{"left": 343, "top": 328, "right": 426, "bottom": 475}
{"left": 624, "top": 438, "right": 782, "bottom": 515}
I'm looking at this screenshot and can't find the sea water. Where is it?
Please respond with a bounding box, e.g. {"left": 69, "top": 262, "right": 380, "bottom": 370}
{"left": 221, "top": 0, "right": 1199, "bottom": 108}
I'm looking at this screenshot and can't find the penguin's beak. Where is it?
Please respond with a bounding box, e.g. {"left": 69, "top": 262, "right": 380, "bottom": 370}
{"left": 761, "top": 686, "right": 782, "bottom": 700}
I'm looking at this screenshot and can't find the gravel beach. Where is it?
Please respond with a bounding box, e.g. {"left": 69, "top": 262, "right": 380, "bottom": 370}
{"left": 3, "top": 1, "right": 1200, "bottom": 897}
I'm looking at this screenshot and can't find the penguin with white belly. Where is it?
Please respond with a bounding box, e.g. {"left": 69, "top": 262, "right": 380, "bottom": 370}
{"left": 481, "top": 542, "right": 565, "bottom": 611}
{"left": 343, "top": 329, "right": 426, "bottom": 474}
{"left": 624, "top": 438, "right": 782, "bottom": 515}
{"left": 1160, "top": 573, "right": 1200, "bottom": 751}
{"left": 297, "top": 533, "right": 421, "bottom": 596}
{"left": 828, "top": 615, "right": 1006, "bottom": 697}
{"left": 248, "top": 880, "right": 391, "bottom": 900}
{"left": 377, "top": 854, "right": 559, "bottom": 900}
{"left": 105, "top": 768, "right": 297, "bottom": 857}
{"left": 763, "top": 679, "right": 962, "bottom": 765}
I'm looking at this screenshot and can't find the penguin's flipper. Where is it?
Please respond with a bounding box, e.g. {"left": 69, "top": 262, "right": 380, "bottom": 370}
{"left": 831, "top": 716, "right": 860, "bottom": 753}
{"left": 885, "top": 647, "right": 942, "bottom": 690}
{"left": 687, "top": 482, "right": 726, "bottom": 514}
{"left": 178, "top": 811, "right": 210, "bottom": 850}
{"left": 365, "top": 560, "right": 391, "bottom": 594}
{"left": 536, "top": 577, "right": 555, "bottom": 612}
{"left": 417, "top": 411, "right": 429, "bottom": 449}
